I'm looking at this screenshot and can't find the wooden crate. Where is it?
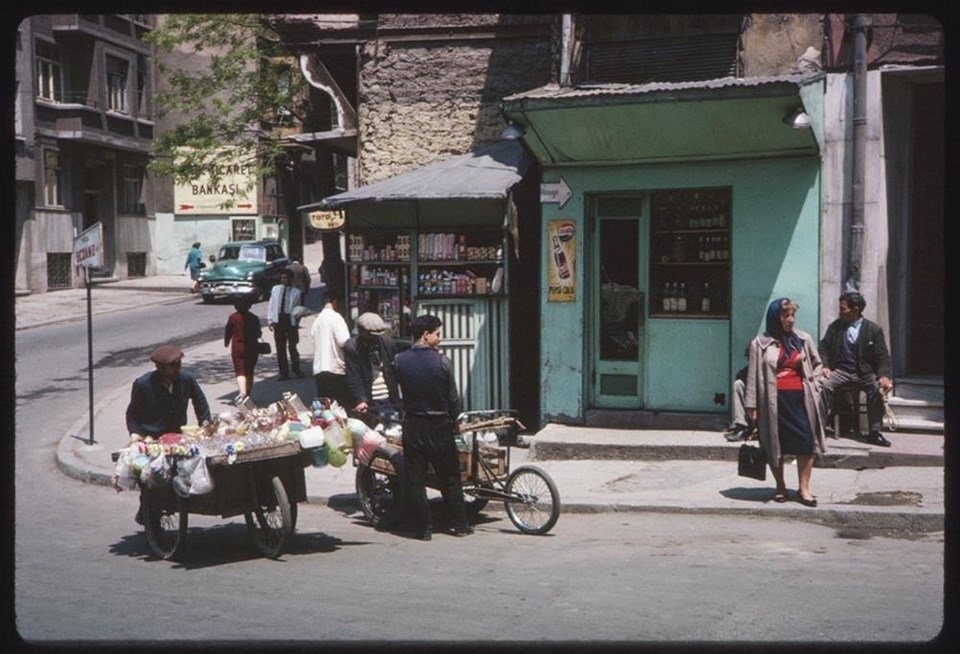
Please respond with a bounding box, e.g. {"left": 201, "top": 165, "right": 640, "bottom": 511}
{"left": 460, "top": 446, "right": 506, "bottom": 482}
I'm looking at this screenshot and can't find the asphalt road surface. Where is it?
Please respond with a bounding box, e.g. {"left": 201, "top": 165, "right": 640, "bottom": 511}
{"left": 12, "top": 300, "right": 945, "bottom": 645}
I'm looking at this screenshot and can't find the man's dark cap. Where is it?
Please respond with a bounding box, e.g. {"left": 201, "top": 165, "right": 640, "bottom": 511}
{"left": 151, "top": 344, "right": 183, "bottom": 364}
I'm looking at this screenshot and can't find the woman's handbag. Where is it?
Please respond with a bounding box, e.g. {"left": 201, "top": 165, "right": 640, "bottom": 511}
{"left": 737, "top": 443, "right": 767, "bottom": 481}
{"left": 256, "top": 341, "right": 272, "bottom": 355}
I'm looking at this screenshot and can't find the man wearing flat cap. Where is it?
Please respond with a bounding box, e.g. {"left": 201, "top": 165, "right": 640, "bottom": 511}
{"left": 125, "top": 343, "right": 211, "bottom": 442}
{"left": 343, "top": 312, "right": 403, "bottom": 417}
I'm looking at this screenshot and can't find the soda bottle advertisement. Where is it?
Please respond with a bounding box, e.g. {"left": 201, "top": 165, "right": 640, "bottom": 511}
{"left": 548, "top": 220, "right": 575, "bottom": 302}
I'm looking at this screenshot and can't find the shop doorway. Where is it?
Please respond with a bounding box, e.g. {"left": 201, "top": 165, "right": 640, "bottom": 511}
{"left": 589, "top": 196, "right": 646, "bottom": 409}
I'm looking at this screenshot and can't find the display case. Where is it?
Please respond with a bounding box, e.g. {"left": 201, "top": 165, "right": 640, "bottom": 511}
{"left": 649, "top": 187, "right": 731, "bottom": 318}
{"left": 345, "top": 228, "right": 507, "bottom": 338}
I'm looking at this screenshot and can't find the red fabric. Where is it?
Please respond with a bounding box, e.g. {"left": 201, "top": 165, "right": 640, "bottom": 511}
{"left": 776, "top": 348, "right": 804, "bottom": 391}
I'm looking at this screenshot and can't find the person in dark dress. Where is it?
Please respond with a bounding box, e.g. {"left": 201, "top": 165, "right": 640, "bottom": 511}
{"left": 224, "top": 297, "right": 262, "bottom": 402}
{"left": 745, "top": 298, "right": 827, "bottom": 507}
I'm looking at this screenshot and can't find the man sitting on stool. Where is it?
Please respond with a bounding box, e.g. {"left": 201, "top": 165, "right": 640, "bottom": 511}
{"left": 818, "top": 291, "right": 893, "bottom": 447}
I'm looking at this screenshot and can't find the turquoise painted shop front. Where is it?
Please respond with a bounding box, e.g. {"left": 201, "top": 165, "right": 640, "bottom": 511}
{"left": 538, "top": 158, "right": 820, "bottom": 420}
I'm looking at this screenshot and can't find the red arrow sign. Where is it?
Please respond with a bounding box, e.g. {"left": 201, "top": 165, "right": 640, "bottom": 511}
{"left": 178, "top": 204, "right": 194, "bottom": 210}
{"left": 236, "top": 203, "right": 253, "bottom": 209}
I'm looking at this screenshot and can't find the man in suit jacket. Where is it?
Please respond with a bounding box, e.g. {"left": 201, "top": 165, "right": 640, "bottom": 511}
{"left": 343, "top": 312, "right": 402, "bottom": 416}
{"left": 818, "top": 291, "right": 893, "bottom": 446}
{"left": 267, "top": 270, "right": 304, "bottom": 380}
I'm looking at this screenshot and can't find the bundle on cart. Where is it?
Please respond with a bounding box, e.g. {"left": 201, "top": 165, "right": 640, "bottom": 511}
{"left": 112, "top": 393, "right": 359, "bottom": 496}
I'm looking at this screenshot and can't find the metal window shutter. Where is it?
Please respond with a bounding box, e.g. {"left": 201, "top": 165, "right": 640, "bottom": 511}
{"left": 584, "top": 33, "right": 740, "bottom": 84}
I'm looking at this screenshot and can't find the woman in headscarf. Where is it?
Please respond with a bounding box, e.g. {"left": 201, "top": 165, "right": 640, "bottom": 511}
{"left": 745, "top": 298, "right": 827, "bottom": 506}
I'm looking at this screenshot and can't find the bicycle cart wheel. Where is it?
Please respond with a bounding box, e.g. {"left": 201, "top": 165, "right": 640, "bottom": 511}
{"left": 244, "top": 475, "right": 292, "bottom": 559}
{"left": 143, "top": 489, "right": 188, "bottom": 560}
{"left": 504, "top": 466, "right": 560, "bottom": 535}
{"left": 355, "top": 451, "right": 401, "bottom": 526}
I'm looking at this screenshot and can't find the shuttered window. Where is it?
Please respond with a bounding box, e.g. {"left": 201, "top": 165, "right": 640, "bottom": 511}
{"left": 582, "top": 32, "right": 740, "bottom": 84}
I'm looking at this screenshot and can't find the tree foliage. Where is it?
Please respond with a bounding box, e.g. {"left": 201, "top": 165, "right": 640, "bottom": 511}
{"left": 144, "top": 14, "right": 308, "bottom": 196}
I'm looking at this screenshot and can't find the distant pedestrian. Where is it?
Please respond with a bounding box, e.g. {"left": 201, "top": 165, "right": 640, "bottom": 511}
{"left": 394, "top": 314, "right": 471, "bottom": 540}
{"left": 310, "top": 289, "right": 351, "bottom": 407}
{"left": 224, "top": 297, "right": 263, "bottom": 402}
{"left": 287, "top": 259, "right": 311, "bottom": 306}
{"left": 266, "top": 270, "right": 304, "bottom": 380}
{"left": 185, "top": 242, "right": 203, "bottom": 293}
{"left": 745, "top": 298, "right": 827, "bottom": 507}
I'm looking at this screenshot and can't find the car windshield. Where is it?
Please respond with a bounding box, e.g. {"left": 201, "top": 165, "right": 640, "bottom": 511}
{"left": 238, "top": 246, "right": 267, "bottom": 262}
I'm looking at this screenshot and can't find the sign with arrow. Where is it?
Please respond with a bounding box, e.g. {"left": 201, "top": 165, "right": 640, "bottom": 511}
{"left": 173, "top": 146, "right": 258, "bottom": 215}
{"left": 540, "top": 177, "right": 572, "bottom": 208}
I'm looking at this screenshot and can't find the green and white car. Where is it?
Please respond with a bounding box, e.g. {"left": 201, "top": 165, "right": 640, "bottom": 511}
{"left": 198, "top": 240, "right": 290, "bottom": 303}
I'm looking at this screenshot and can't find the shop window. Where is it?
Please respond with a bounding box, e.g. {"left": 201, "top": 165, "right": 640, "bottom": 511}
{"left": 36, "top": 41, "right": 63, "bottom": 102}
{"left": 47, "top": 253, "right": 73, "bottom": 289}
{"left": 231, "top": 218, "right": 256, "bottom": 242}
{"left": 106, "top": 55, "right": 128, "bottom": 113}
{"left": 650, "top": 187, "right": 731, "bottom": 318}
{"left": 42, "top": 149, "right": 61, "bottom": 207}
{"left": 119, "top": 164, "right": 145, "bottom": 215}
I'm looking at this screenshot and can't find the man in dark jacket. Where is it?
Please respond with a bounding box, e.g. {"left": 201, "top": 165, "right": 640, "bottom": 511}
{"left": 125, "top": 343, "right": 211, "bottom": 440}
{"left": 343, "top": 312, "right": 402, "bottom": 417}
{"left": 394, "top": 314, "right": 470, "bottom": 541}
{"left": 818, "top": 291, "right": 893, "bottom": 446}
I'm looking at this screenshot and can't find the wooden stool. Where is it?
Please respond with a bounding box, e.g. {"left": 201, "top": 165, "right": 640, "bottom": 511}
{"left": 833, "top": 388, "right": 868, "bottom": 436}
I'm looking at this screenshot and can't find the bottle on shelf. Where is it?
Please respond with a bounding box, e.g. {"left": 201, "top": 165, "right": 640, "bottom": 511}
{"left": 678, "top": 283, "right": 687, "bottom": 312}
{"left": 662, "top": 282, "right": 671, "bottom": 312}
{"left": 701, "top": 282, "right": 711, "bottom": 313}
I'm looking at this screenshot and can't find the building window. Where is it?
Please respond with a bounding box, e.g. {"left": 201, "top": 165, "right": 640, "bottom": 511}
{"left": 36, "top": 41, "right": 63, "bottom": 102}
{"left": 232, "top": 218, "right": 257, "bottom": 242}
{"left": 136, "top": 55, "right": 149, "bottom": 115}
{"left": 106, "top": 55, "right": 128, "bottom": 113}
{"left": 43, "top": 149, "right": 61, "bottom": 206}
{"left": 333, "top": 152, "right": 348, "bottom": 193}
{"left": 119, "top": 164, "right": 145, "bottom": 215}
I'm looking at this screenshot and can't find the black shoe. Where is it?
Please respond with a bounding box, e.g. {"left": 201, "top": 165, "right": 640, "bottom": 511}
{"left": 278, "top": 374, "right": 290, "bottom": 381}
{"left": 724, "top": 427, "right": 749, "bottom": 442}
{"left": 294, "top": 370, "right": 305, "bottom": 379}
{"left": 865, "top": 431, "right": 891, "bottom": 447}
{"left": 797, "top": 491, "right": 818, "bottom": 508}
{"left": 447, "top": 525, "right": 474, "bottom": 537}
{"left": 417, "top": 530, "right": 433, "bottom": 541}
{"left": 134, "top": 507, "right": 144, "bottom": 525}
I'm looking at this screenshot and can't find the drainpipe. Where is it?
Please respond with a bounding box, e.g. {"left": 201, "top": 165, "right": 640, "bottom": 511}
{"left": 560, "top": 14, "right": 573, "bottom": 86}
{"left": 845, "top": 13, "right": 870, "bottom": 292}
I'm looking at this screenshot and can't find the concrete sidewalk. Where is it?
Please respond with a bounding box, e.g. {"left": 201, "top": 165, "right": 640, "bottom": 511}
{"left": 25, "top": 273, "right": 945, "bottom": 534}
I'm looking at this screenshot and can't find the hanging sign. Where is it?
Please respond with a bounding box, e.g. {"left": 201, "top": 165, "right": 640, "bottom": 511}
{"left": 547, "top": 220, "right": 575, "bottom": 302}
{"left": 74, "top": 222, "right": 104, "bottom": 268}
{"left": 308, "top": 209, "right": 345, "bottom": 230}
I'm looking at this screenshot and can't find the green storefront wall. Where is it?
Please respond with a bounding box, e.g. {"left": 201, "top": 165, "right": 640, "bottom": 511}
{"left": 503, "top": 78, "right": 825, "bottom": 422}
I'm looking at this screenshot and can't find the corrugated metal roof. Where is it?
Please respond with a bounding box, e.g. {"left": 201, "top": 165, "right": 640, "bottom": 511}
{"left": 503, "top": 74, "right": 822, "bottom": 102}
{"left": 299, "top": 140, "right": 530, "bottom": 210}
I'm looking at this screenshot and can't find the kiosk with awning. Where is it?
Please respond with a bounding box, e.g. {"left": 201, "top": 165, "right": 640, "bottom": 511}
{"left": 299, "top": 140, "right": 539, "bottom": 417}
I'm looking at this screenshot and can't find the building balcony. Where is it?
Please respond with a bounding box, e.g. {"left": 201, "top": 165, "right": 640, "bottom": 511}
{"left": 49, "top": 14, "right": 153, "bottom": 54}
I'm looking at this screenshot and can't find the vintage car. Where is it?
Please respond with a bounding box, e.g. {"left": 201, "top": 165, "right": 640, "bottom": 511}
{"left": 198, "top": 240, "right": 290, "bottom": 303}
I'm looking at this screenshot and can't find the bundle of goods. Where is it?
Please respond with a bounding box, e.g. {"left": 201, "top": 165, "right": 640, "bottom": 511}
{"left": 112, "top": 394, "right": 357, "bottom": 497}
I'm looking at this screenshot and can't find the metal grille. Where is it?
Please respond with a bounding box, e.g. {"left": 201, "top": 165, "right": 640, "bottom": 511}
{"left": 583, "top": 33, "right": 740, "bottom": 84}
{"left": 127, "top": 252, "right": 146, "bottom": 277}
{"left": 47, "top": 253, "right": 73, "bottom": 290}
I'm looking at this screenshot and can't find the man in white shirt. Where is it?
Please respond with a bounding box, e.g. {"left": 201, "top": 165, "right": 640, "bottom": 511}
{"left": 310, "top": 288, "right": 351, "bottom": 406}
{"left": 267, "top": 270, "right": 304, "bottom": 380}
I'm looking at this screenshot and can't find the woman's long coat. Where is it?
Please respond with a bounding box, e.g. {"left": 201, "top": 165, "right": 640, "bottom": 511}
{"left": 745, "top": 328, "right": 827, "bottom": 466}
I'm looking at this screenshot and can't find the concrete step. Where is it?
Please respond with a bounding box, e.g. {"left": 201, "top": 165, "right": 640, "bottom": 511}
{"left": 526, "top": 424, "right": 943, "bottom": 469}
{"left": 886, "top": 397, "right": 943, "bottom": 432}
{"left": 894, "top": 376, "right": 944, "bottom": 403}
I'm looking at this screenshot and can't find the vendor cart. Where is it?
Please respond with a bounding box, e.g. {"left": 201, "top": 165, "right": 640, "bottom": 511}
{"left": 114, "top": 441, "right": 311, "bottom": 561}
{"left": 354, "top": 410, "right": 560, "bottom": 535}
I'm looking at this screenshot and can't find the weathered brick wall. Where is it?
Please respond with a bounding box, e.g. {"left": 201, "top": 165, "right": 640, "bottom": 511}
{"left": 358, "top": 15, "right": 556, "bottom": 183}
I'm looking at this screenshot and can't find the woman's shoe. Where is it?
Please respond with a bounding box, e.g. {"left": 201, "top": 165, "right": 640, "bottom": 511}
{"left": 773, "top": 488, "right": 788, "bottom": 503}
{"left": 797, "top": 491, "right": 818, "bottom": 507}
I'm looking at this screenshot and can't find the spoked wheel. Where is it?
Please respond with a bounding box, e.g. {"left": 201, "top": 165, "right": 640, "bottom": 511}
{"left": 463, "top": 482, "right": 491, "bottom": 516}
{"left": 244, "top": 475, "right": 293, "bottom": 559}
{"left": 355, "top": 450, "right": 401, "bottom": 527}
{"left": 143, "top": 488, "right": 188, "bottom": 560}
{"left": 504, "top": 466, "right": 560, "bottom": 535}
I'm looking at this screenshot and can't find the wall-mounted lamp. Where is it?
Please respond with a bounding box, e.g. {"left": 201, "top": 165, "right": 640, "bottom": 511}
{"left": 500, "top": 121, "right": 526, "bottom": 140}
{"left": 783, "top": 107, "right": 811, "bottom": 130}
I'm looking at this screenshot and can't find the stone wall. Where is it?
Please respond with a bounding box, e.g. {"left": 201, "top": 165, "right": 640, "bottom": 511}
{"left": 740, "top": 14, "right": 823, "bottom": 76}
{"left": 357, "top": 15, "right": 556, "bottom": 184}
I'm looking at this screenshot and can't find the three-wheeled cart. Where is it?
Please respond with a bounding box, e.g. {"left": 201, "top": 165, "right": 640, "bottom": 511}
{"left": 115, "top": 441, "right": 310, "bottom": 560}
{"left": 354, "top": 410, "right": 560, "bottom": 535}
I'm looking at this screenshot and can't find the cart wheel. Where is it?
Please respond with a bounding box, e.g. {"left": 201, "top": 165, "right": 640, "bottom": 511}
{"left": 355, "top": 451, "right": 401, "bottom": 526}
{"left": 504, "top": 466, "right": 560, "bottom": 535}
{"left": 464, "top": 482, "right": 491, "bottom": 516}
{"left": 143, "top": 488, "right": 188, "bottom": 560}
{"left": 244, "top": 475, "right": 292, "bottom": 559}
